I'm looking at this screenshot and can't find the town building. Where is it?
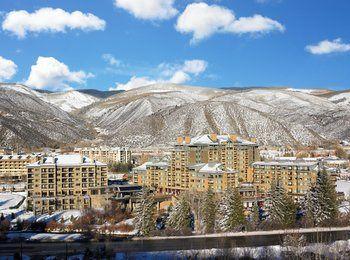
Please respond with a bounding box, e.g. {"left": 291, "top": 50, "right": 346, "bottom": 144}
{"left": 75, "top": 146, "right": 132, "bottom": 165}
{"left": 0, "top": 154, "right": 39, "bottom": 184}
{"left": 188, "top": 163, "right": 239, "bottom": 193}
{"left": 252, "top": 160, "right": 320, "bottom": 201}
{"left": 133, "top": 134, "right": 258, "bottom": 195}
{"left": 170, "top": 134, "right": 259, "bottom": 190}
{"left": 27, "top": 154, "right": 108, "bottom": 215}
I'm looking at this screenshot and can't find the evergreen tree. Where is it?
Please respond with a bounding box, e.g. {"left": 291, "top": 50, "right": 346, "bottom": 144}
{"left": 134, "top": 188, "right": 156, "bottom": 236}
{"left": 200, "top": 188, "right": 217, "bottom": 234}
{"left": 306, "top": 168, "right": 338, "bottom": 226}
{"left": 250, "top": 201, "right": 261, "bottom": 230}
{"left": 218, "top": 188, "right": 245, "bottom": 231}
{"left": 168, "top": 192, "right": 192, "bottom": 231}
{"left": 268, "top": 181, "right": 296, "bottom": 228}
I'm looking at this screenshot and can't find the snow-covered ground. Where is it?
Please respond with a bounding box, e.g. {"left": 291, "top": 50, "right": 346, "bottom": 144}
{"left": 6, "top": 232, "right": 83, "bottom": 242}
{"left": 42, "top": 90, "right": 100, "bottom": 112}
{"left": 336, "top": 180, "right": 350, "bottom": 196}
{"left": 0, "top": 191, "right": 82, "bottom": 225}
{"left": 0, "top": 192, "right": 27, "bottom": 218}
{"left": 0, "top": 192, "right": 25, "bottom": 210}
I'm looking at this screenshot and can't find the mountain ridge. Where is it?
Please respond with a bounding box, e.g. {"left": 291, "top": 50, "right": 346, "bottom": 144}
{"left": 1, "top": 83, "right": 350, "bottom": 148}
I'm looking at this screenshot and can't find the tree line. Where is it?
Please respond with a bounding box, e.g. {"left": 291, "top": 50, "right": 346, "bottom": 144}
{"left": 134, "top": 168, "right": 346, "bottom": 236}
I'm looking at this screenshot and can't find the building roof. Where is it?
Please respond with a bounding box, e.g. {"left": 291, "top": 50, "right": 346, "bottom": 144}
{"left": 0, "top": 154, "right": 37, "bottom": 160}
{"left": 177, "top": 134, "right": 257, "bottom": 146}
{"left": 75, "top": 146, "right": 130, "bottom": 152}
{"left": 252, "top": 160, "right": 318, "bottom": 167}
{"left": 27, "top": 154, "right": 106, "bottom": 167}
{"left": 189, "top": 162, "right": 236, "bottom": 174}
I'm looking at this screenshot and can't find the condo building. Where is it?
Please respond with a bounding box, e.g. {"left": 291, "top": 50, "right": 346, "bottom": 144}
{"left": 169, "top": 134, "right": 259, "bottom": 191}
{"left": 252, "top": 160, "right": 319, "bottom": 201}
{"left": 0, "top": 154, "right": 39, "bottom": 184}
{"left": 76, "top": 146, "right": 131, "bottom": 164}
{"left": 188, "top": 163, "right": 239, "bottom": 192}
{"left": 133, "top": 134, "right": 258, "bottom": 195}
{"left": 27, "top": 154, "right": 108, "bottom": 215}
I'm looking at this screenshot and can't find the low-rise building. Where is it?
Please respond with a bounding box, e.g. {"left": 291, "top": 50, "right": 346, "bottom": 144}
{"left": 27, "top": 154, "right": 108, "bottom": 215}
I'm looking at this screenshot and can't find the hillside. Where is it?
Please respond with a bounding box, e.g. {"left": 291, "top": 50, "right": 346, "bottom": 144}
{"left": 41, "top": 90, "right": 101, "bottom": 112}
{"left": 0, "top": 84, "right": 93, "bottom": 148}
{"left": 79, "top": 84, "right": 350, "bottom": 147}
{"left": 1, "top": 83, "right": 350, "bottom": 148}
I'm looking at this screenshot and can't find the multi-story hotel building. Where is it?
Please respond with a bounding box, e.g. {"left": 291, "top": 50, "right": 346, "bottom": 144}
{"left": 168, "top": 134, "right": 259, "bottom": 192}
{"left": 252, "top": 160, "right": 319, "bottom": 201}
{"left": 76, "top": 146, "right": 131, "bottom": 164}
{"left": 27, "top": 154, "right": 108, "bottom": 215}
{"left": 0, "top": 154, "right": 39, "bottom": 184}
{"left": 188, "top": 163, "right": 239, "bottom": 193}
{"left": 133, "top": 134, "right": 258, "bottom": 194}
{"left": 133, "top": 160, "right": 169, "bottom": 190}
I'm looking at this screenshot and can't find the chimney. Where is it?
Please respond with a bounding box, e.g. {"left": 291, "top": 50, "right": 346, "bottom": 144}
{"left": 177, "top": 136, "right": 184, "bottom": 145}
{"left": 210, "top": 133, "right": 218, "bottom": 142}
{"left": 230, "top": 135, "right": 238, "bottom": 142}
{"left": 185, "top": 136, "right": 191, "bottom": 144}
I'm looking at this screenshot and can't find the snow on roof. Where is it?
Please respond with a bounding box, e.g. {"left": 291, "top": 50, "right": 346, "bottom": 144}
{"left": 178, "top": 134, "right": 257, "bottom": 146}
{"left": 253, "top": 160, "right": 318, "bottom": 167}
{"left": 27, "top": 154, "right": 106, "bottom": 167}
{"left": 189, "top": 162, "right": 236, "bottom": 174}
{"left": 77, "top": 146, "right": 130, "bottom": 152}
{"left": 133, "top": 160, "right": 168, "bottom": 171}
{"left": 133, "top": 161, "right": 152, "bottom": 171}
{"left": 199, "top": 162, "right": 224, "bottom": 173}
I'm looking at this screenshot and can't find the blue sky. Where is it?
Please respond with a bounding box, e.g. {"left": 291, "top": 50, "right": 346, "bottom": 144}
{"left": 0, "top": 0, "right": 350, "bottom": 91}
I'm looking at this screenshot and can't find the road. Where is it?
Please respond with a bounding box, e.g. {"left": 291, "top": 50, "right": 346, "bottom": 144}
{"left": 0, "top": 227, "right": 349, "bottom": 258}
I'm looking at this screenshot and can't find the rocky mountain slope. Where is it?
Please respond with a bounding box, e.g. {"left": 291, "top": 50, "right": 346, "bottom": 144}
{"left": 1, "top": 83, "right": 349, "bottom": 148}
{"left": 79, "top": 84, "right": 350, "bottom": 148}
{"left": 0, "top": 84, "right": 93, "bottom": 148}
{"left": 41, "top": 90, "right": 100, "bottom": 112}
{"left": 327, "top": 90, "right": 350, "bottom": 108}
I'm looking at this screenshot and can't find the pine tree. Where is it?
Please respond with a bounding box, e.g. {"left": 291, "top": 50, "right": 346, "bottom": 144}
{"left": 218, "top": 188, "right": 245, "bottom": 232}
{"left": 250, "top": 201, "right": 261, "bottom": 230}
{"left": 134, "top": 188, "right": 156, "bottom": 236}
{"left": 200, "top": 188, "right": 217, "bottom": 234}
{"left": 268, "top": 181, "right": 296, "bottom": 228}
{"left": 168, "top": 192, "right": 192, "bottom": 232}
{"left": 306, "top": 168, "right": 338, "bottom": 226}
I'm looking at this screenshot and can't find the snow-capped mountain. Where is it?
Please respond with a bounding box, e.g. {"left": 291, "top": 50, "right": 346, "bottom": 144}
{"left": 0, "top": 83, "right": 93, "bottom": 147}
{"left": 79, "top": 84, "right": 350, "bottom": 148}
{"left": 41, "top": 90, "right": 100, "bottom": 112}
{"left": 1, "top": 83, "right": 350, "bottom": 148}
{"left": 328, "top": 91, "right": 350, "bottom": 107}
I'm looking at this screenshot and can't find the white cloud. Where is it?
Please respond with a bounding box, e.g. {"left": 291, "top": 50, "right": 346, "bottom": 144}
{"left": 0, "top": 56, "right": 17, "bottom": 81}
{"left": 228, "top": 14, "right": 285, "bottom": 34}
{"left": 110, "top": 59, "right": 208, "bottom": 91}
{"left": 175, "top": 2, "right": 284, "bottom": 43}
{"left": 2, "top": 7, "right": 106, "bottom": 38}
{"left": 305, "top": 38, "right": 350, "bottom": 55}
{"left": 109, "top": 76, "right": 156, "bottom": 91}
{"left": 182, "top": 59, "right": 208, "bottom": 75}
{"left": 114, "top": 0, "right": 178, "bottom": 20}
{"left": 169, "top": 70, "right": 190, "bottom": 84}
{"left": 26, "top": 56, "right": 93, "bottom": 91}
{"left": 176, "top": 3, "right": 235, "bottom": 43}
{"left": 102, "top": 54, "right": 121, "bottom": 66}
